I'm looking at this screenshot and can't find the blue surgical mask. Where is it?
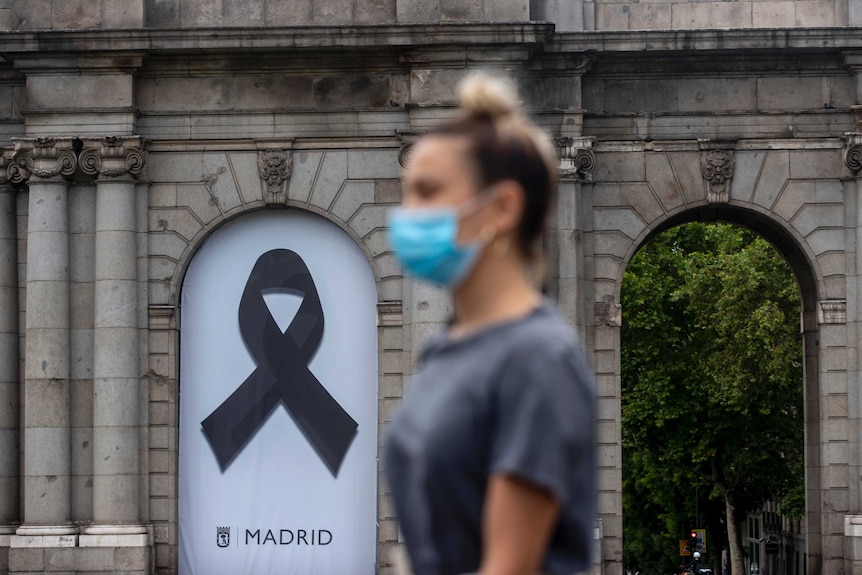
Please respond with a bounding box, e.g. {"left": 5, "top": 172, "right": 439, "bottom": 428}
{"left": 387, "top": 201, "right": 488, "bottom": 287}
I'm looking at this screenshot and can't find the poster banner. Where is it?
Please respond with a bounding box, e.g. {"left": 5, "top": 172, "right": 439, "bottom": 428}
{"left": 179, "top": 210, "right": 378, "bottom": 575}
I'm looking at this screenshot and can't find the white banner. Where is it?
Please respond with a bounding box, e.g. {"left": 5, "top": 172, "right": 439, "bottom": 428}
{"left": 179, "top": 210, "right": 378, "bottom": 575}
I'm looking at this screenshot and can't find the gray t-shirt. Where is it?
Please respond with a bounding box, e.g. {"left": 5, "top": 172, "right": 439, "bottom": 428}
{"left": 385, "top": 300, "right": 596, "bottom": 575}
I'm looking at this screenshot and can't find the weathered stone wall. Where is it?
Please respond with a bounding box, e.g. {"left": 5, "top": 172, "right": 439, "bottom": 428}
{"left": 0, "top": 0, "right": 529, "bottom": 30}
{"left": 0, "top": 1, "right": 144, "bottom": 30}
{"left": 593, "top": 0, "right": 853, "bottom": 30}
{"left": 0, "top": 0, "right": 858, "bottom": 31}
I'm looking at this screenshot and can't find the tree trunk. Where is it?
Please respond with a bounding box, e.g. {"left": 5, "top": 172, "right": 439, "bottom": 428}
{"left": 707, "top": 505, "right": 724, "bottom": 575}
{"left": 725, "top": 494, "right": 746, "bottom": 575}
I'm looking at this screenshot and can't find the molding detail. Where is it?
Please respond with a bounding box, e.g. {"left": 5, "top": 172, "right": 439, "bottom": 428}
{"left": 700, "top": 148, "right": 734, "bottom": 203}
{"left": 257, "top": 149, "right": 292, "bottom": 206}
{"left": 79, "top": 136, "right": 145, "bottom": 180}
{"left": 11, "top": 137, "right": 77, "bottom": 182}
{"left": 595, "top": 295, "right": 621, "bottom": 327}
{"left": 819, "top": 300, "right": 846, "bottom": 325}
{"left": 148, "top": 304, "right": 177, "bottom": 331}
{"left": 555, "top": 136, "right": 596, "bottom": 181}
{"left": 844, "top": 133, "right": 862, "bottom": 174}
{"left": 377, "top": 301, "right": 403, "bottom": 327}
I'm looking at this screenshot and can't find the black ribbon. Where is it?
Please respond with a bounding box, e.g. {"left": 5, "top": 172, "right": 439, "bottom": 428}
{"left": 201, "top": 249, "right": 358, "bottom": 476}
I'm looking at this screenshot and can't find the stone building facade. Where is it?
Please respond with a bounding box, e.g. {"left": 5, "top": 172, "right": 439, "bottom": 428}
{"left": 0, "top": 1, "right": 860, "bottom": 575}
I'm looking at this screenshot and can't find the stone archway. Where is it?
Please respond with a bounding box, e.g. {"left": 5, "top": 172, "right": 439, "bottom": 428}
{"left": 621, "top": 206, "right": 820, "bottom": 575}
{"left": 564, "top": 142, "right": 851, "bottom": 575}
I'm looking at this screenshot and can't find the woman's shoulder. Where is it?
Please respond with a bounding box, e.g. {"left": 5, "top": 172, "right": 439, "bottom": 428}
{"left": 417, "top": 298, "right": 583, "bottom": 364}
{"left": 516, "top": 299, "right": 581, "bottom": 351}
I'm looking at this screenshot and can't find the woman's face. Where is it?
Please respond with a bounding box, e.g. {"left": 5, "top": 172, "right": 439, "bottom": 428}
{"left": 401, "top": 135, "right": 491, "bottom": 244}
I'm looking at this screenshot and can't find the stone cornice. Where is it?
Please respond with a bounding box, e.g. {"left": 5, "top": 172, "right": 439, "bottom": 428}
{"left": 0, "top": 23, "right": 555, "bottom": 56}
{"left": 549, "top": 27, "right": 862, "bottom": 54}
{"left": 0, "top": 26, "right": 857, "bottom": 69}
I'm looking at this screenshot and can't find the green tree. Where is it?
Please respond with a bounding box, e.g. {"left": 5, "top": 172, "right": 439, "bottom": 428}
{"left": 621, "top": 223, "right": 803, "bottom": 575}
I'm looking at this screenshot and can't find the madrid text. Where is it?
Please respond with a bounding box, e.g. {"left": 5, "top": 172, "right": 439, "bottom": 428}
{"left": 245, "top": 529, "right": 333, "bottom": 546}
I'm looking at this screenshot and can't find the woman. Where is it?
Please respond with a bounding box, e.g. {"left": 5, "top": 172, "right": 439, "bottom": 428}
{"left": 384, "top": 72, "right": 597, "bottom": 575}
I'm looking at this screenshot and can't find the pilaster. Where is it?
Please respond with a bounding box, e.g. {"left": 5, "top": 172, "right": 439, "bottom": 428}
{"left": 844, "top": 131, "right": 862, "bottom": 573}
{"left": 550, "top": 136, "right": 595, "bottom": 332}
{"left": 0, "top": 147, "right": 19, "bottom": 575}
{"left": 78, "top": 136, "right": 147, "bottom": 538}
{"left": 11, "top": 137, "right": 77, "bottom": 538}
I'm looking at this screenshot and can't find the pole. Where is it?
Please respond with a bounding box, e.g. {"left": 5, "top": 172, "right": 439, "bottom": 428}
{"left": 696, "top": 485, "right": 700, "bottom": 529}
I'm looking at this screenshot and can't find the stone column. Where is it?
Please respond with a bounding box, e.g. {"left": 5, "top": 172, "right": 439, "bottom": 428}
{"left": 12, "top": 137, "right": 77, "bottom": 538}
{"left": 0, "top": 149, "right": 19, "bottom": 543}
{"left": 79, "top": 137, "right": 146, "bottom": 537}
{"left": 550, "top": 137, "right": 611, "bottom": 573}
{"left": 550, "top": 137, "right": 596, "bottom": 331}
{"left": 844, "top": 133, "right": 862, "bottom": 573}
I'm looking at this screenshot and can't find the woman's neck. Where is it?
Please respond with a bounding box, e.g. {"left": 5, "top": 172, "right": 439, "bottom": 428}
{"left": 450, "top": 247, "right": 541, "bottom": 338}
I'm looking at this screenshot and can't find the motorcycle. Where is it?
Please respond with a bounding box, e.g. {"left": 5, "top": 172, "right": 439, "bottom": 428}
{"left": 681, "top": 567, "right": 713, "bottom": 575}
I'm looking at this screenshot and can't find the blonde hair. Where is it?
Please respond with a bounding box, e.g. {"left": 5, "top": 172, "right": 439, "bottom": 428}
{"left": 457, "top": 72, "right": 559, "bottom": 185}
{"left": 430, "top": 71, "right": 558, "bottom": 267}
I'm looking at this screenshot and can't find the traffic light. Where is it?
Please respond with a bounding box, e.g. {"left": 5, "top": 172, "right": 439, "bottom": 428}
{"left": 689, "top": 531, "right": 699, "bottom": 554}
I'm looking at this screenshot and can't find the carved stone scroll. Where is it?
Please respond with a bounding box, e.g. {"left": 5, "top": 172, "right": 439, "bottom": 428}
{"left": 79, "top": 136, "right": 146, "bottom": 180}
{"left": 700, "top": 149, "right": 734, "bottom": 204}
{"left": 396, "top": 130, "right": 425, "bottom": 169}
{"left": 555, "top": 136, "right": 596, "bottom": 182}
{"left": 257, "top": 149, "right": 292, "bottom": 206}
{"left": 844, "top": 133, "right": 862, "bottom": 175}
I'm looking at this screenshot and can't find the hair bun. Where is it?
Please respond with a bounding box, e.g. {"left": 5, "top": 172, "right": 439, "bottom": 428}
{"left": 457, "top": 72, "right": 521, "bottom": 122}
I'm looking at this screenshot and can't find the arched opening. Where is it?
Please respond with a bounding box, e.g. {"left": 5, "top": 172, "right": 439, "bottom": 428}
{"left": 176, "top": 209, "right": 379, "bottom": 575}
{"left": 619, "top": 207, "right": 819, "bottom": 575}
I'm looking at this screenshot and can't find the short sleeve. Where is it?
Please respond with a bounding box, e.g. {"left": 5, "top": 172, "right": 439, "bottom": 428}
{"left": 489, "top": 340, "right": 594, "bottom": 506}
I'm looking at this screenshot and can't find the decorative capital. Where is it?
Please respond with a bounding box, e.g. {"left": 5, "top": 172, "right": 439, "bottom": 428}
{"left": 700, "top": 149, "right": 734, "bottom": 204}
{"left": 844, "top": 133, "right": 862, "bottom": 175}
{"left": 257, "top": 149, "right": 292, "bottom": 206}
{"left": 79, "top": 136, "right": 145, "bottom": 180}
{"left": 396, "top": 130, "right": 425, "bottom": 169}
{"left": 595, "top": 295, "right": 621, "bottom": 327}
{"left": 555, "top": 136, "right": 596, "bottom": 181}
{"left": 10, "top": 137, "right": 77, "bottom": 182}
{"left": 819, "top": 300, "right": 846, "bottom": 325}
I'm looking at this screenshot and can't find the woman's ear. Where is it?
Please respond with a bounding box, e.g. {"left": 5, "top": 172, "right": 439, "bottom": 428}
{"left": 493, "top": 180, "right": 526, "bottom": 236}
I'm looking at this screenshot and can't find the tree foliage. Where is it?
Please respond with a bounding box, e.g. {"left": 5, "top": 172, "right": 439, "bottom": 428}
{"left": 621, "top": 223, "right": 804, "bottom": 574}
